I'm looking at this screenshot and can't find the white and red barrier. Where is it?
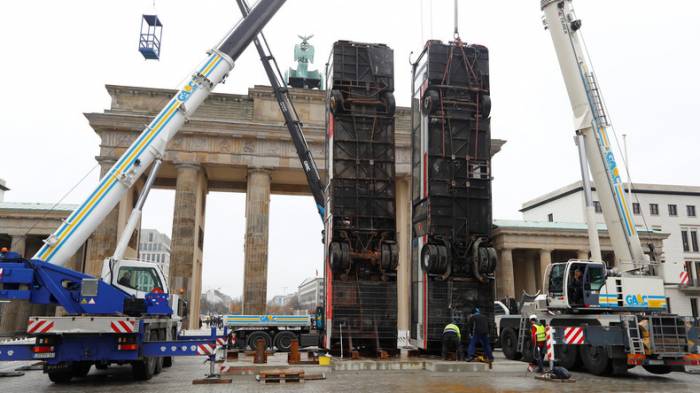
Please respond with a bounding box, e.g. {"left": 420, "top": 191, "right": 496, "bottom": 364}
{"left": 680, "top": 271, "right": 690, "bottom": 286}
{"left": 545, "top": 325, "right": 554, "bottom": 361}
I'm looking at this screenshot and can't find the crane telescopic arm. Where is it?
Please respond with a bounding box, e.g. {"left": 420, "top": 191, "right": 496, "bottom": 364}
{"left": 236, "top": 0, "right": 326, "bottom": 219}
{"left": 34, "top": 0, "right": 287, "bottom": 266}
{"left": 541, "top": 0, "right": 646, "bottom": 271}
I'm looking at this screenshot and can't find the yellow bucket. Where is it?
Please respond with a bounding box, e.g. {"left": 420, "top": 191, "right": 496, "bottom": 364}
{"left": 319, "top": 355, "right": 331, "bottom": 366}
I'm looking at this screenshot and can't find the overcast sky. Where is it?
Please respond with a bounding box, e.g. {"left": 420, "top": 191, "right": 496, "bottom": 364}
{"left": 1, "top": 0, "right": 698, "bottom": 300}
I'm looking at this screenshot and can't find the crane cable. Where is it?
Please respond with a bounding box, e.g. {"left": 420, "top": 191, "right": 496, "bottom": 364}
{"left": 22, "top": 163, "right": 100, "bottom": 239}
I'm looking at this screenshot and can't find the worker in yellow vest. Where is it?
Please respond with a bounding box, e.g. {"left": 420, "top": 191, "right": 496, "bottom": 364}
{"left": 442, "top": 319, "right": 463, "bottom": 360}
{"left": 529, "top": 315, "right": 547, "bottom": 372}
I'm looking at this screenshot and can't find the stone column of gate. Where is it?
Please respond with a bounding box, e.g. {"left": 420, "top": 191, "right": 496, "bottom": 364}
{"left": 523, "top": 253, "right": 537, "bottom": 294}
{"left": 538, "top": 248, "right": 552, "bottom": 291}
{"left": 84, "top": 158, "right": 120, "bottom": 277}
{"left": 395, "top": 177, "right": 411, "bottom": 355}
{"left": 242, "top": 168, "right": 271, "bottom": 315}
{"left": 0, "top": 235, "right": 27, "bottom": 335}
{"left": 169, "top": 163, "right": 207, "bottom": 330}
{"left": 495, "top": 248, "right": 515, "bottom": 299}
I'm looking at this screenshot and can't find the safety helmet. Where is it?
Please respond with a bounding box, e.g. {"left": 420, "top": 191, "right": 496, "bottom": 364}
{"left": 529, "top": 314, "right": 538, "bottom": 321}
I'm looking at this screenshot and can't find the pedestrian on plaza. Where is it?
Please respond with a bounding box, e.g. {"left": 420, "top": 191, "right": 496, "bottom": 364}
{"left": 465, "top": 308, "right": 494, "bottom": 365}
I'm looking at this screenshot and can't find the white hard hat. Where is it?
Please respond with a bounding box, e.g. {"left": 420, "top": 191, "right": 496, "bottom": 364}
{"left": 529, "top": 314, "right": 538, "bottom": 321}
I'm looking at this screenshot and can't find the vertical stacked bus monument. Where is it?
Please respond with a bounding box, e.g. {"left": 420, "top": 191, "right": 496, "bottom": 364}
{"left": 409, "top": 39, "right": 498, "bottom": 352}
{"left": 323, "top": 41, "right": 398, "bottom": 355}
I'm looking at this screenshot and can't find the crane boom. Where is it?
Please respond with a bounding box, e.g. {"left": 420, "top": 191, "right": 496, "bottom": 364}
{"left": 236, "top": 0, "right": 326, "bottom": 219}
{"left": 34, "top": 0, "right": 287, "bottom": 266}
{"left": 541, "top": 0, "right": 646, "bottom": 272}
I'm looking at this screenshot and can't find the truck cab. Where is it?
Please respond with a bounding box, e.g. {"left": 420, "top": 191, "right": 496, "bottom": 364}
{"left": 544, "top": 260, "right": 607, "bottom": 310}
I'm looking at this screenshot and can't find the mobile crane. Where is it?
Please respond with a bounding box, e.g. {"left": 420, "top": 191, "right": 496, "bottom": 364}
{"left": 498, "top": 0, "right": 699, "bottom": 375}
{"left": 0, "top": 0, "right": 286, "bottom": 383}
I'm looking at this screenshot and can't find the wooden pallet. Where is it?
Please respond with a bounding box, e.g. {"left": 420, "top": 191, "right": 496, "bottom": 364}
{"left": 256, "top": 368, "right": 305, "bottom": 384}
{"left": 192, "top": 377, "right": 232, "bottom": 385}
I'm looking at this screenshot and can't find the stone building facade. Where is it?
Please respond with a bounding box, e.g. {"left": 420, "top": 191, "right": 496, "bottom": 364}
{"left": 492, "top": 219, "right": 667, "bottom": 300}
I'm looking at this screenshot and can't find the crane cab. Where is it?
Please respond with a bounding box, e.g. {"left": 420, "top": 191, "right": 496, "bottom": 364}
{"left": 544, "top": 260, "right": 668, "bottom": 312}
{"left": 101, "top": 258, "right": 168, "bottom": 300}
{"left": 544, "top": 260, "right": 607, "bottom": 310}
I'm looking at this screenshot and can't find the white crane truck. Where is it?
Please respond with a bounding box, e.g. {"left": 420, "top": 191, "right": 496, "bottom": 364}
{"left": 497, "top": 0, "right": 699, "bottom": 375}
{"left": 0, "top": 0, "right": 287, "bottom": 383}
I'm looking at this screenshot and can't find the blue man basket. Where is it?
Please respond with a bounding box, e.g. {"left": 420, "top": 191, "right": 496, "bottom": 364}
{"left": 139, "top": 14, "right": 163, "bottom": 60}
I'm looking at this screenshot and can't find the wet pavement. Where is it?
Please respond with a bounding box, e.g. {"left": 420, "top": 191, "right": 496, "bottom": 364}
{"left": 1, "top": 352, "right": 699, "bottom": 393}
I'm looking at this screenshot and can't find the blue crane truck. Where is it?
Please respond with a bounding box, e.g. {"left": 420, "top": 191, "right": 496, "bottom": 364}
{"left": 0, "top": 0, "right": 287, "bottom": 383}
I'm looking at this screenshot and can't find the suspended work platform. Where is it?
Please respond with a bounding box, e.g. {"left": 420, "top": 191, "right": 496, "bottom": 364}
{"left": 139, "top": 14, "right": 163, "bottom": 60}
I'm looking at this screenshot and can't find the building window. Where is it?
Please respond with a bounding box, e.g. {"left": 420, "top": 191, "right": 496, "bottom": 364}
{"left": 650, "top": 203, "right": 659, "bottom": 215}
{"left": 666, "top": 297, "right": 671, "bottom": 313}
{"left": 632, "top": 203, "right": 641, "bottom": 215}
{"left": 668, "top": 204, "right": 678, "bottom": 216}
{"left": 682, "top": 230, "right": 690, "bottom": 252}
{"left": 691, "top": 298, "right": 699, "bottom": 319}
{"left": 688, "top": 205, "right": 697, "bottom": 217}
{"left": 687, "top": 261, "right": 700, "bottom": 286}
{"left": 682, "top": 228, "right": 700, "bottom": 253}
{"left": 547, "top": 213, "right": 553, "bottom": 222}
{"left": 593, "top": 201, "right": 602, "bottom": 213}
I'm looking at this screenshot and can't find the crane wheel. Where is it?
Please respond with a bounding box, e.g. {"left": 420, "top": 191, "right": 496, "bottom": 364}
{"left": 153, "top": 331, "right": 163, "bottom": 375}
{"left": 580, "top": 345, "right": 611, "bottom": 375}
{"left": 642, "top": 365, "right": 672, "bottom": 375}
{"left": 132, "top": 356, "right": 156, "bottom": 381}
{"left": 500, "top": 327, "right": 521, "bottom": 360}
{"left": 611, "top": 358, "right": 629, "bottom": 375}
{"left": 48, "top": 370, "right": 73, "bottom": 384}
{"left": 94, "top": 362, "right": 109, "bottom": 370}
{"left": 71, "top": 362, "right": 92, "bottom": 378}
{"left": 554, "top": 344, "right": 579, "bottom": 370}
